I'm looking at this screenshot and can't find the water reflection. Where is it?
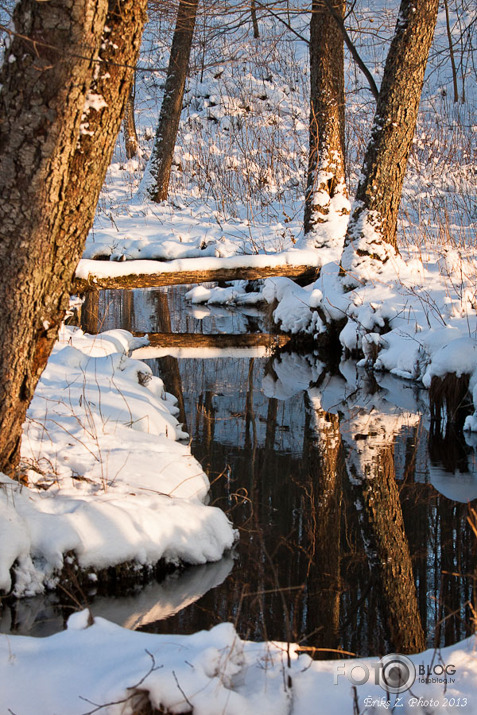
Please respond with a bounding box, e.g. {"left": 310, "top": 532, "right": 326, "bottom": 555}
{"left": 2, "top": 556, "right": 233, "bottom": 638}
{"left": 4, "top": 287, "right": 475, "bottom": 656}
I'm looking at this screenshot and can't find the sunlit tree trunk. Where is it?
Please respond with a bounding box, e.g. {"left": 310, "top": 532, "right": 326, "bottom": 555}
{"left": 340, "top": 0, "right": 440, "bottom": 287}
{"left": 123, "top": 81, "right": 140, "bottom": 159}
{"left": 301, "top": 0, "right": 349, "bottom": 254}
{"left": 148, "top": 0, "right": 199, "bottom": 202}
{"left": 0, "top": 0, "right": 147, "bottom": 476}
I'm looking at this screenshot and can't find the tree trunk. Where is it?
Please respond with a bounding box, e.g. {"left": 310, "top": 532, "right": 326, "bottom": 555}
{"left": 0, "top": 0, "right": 147, "bottom": 476}
{"left": 250, "top": 0, "right": 260, "bottom": 39}
{"left": 302, "top": 0, "right": 349, "bottom": 252}
{"left": 340, "top": 0, "right": 439, "bottom": 287}
{"left": 148, "top": 0, "right": 199, "bottom": 203}
{"left": 123, "top": 81, "right": 140, "bottom": 159}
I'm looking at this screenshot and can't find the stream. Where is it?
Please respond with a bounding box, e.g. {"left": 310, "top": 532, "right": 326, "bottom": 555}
{"left": 2, "top": 286, "right": 476, "bottom": 659}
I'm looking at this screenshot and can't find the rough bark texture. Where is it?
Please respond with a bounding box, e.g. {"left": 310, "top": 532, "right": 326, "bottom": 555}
{"left": 304, "top": 0, "right": 348, "bottom": 239}
{"left": 0, "top": 0, "right": 147, "bottom": 476}
{"left": 148, "top": 0, "right": 199, "bottom": 203}
{"left": 342, "top": 0, "right": 439, "bottom": 259}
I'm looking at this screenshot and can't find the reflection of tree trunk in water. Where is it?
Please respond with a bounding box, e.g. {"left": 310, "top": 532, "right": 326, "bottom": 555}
{"left": 265, "top": 398, "right": 278, "bottom": 451}
{"left": 81, "top": 291, "right": 99, "bottom": 335}
{"left": 153, "top": 289, "right": 187, "bottom": 430}
{"left": 202, "top": 391, "right": 216, "bottom": 472}
{"left": 345, "top": 426, "right": 425, "bottom": 653}
{"left": 245, "top": 359, "right": 257, "bottom": 451}
{"left": 121, "top": 290, "right": 135, "bottom": 333}
{"left": 399, "top": 421, "right": 430, "bottom": 640}
{"left": 300, "top": 394, "right": 343, "bottom": 657}
{"left": 437, "top": 498, "right": 464, "bottom": 646}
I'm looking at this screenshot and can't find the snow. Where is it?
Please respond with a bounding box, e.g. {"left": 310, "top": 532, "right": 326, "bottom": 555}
{"left": 77, "top": 250, "right": 320, "bottom": 281}
{"left": 1, "top": 614, "right": 476, "bottom": 714}
{"left": 0, "top": 326, "right": 236, "bottom": 597}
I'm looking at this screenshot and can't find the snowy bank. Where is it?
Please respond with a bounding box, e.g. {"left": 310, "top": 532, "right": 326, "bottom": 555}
{"left": 1, "top": 614, "right": 476, "bottom": 714}
{"left": 0, "top": 326, "right": 235, "bottom": 597}
{"left": 184, "top": 245, "right": 477, "bottom": 426}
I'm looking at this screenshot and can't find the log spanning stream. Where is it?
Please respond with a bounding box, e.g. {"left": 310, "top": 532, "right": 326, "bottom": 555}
{"left": 2, "top": 286, "right": 476, "bottom": 658}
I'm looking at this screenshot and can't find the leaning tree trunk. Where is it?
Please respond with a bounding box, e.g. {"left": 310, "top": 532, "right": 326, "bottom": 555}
{"left": 340, "top": 0, "right": 439, "bottom": 287}
{"left": 0, "top": 0, "right": 148, "bottom": 476}
{"left": 302, "top": 0, "right": 349, "bottom": 251}
{"left": 148, "top": 0, "right": 199, "bottom": 203}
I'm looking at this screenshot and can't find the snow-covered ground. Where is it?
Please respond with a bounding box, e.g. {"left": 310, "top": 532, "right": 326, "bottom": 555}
{"left": 2, "top": 614, "right": 477, "bottom": 714}
{"left": 0, "top": 326, "right": 235, "bottom": 599}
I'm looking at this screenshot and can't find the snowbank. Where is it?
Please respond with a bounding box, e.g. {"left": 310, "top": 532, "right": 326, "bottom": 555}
{"left": 0, "top": 326, "right": 235, "bottom": 597}
{"left": 1, "top": 614, "right": 476, "bottom": 714}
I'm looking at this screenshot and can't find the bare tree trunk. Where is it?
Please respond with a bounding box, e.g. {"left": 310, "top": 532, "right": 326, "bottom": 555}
{"left": 443, "top": 0, "right": 460, "bottom": 103}
{"left": 148, "top": 0, "right": 199, "bottom": 203}
{"left": 250, "top": 0, "right": 260, "bottom": 39}
{"left": 123, "top": 80, "right": 140, "bottom": 159}
{"left": 0, "top": 0, "right": 147, "bottom": 476}
{"left": 303, "top": 0, "right": 349, "bottom": 251}
{"left": 340, "top": 0, "right": 439, "bottom": 287}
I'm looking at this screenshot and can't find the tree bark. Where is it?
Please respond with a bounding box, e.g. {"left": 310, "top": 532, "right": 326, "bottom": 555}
{"left": 302, "top": 0, "right": 349, "bottom": 250}
{"left": 148, "top": 0, "right": 199, "bottom": 203}
{"left": 0, "top": 0, "right": 147, "bottom": 476}
{"left": 123, "top": 81, "right": 140, "bottom": 159}
{"left": 340, "top": 0, "right": 439, "bottom": 286}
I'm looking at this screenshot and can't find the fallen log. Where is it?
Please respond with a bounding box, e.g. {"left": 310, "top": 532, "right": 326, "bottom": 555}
{"left": 73, "top": 263, "right": 319, "bottom": 292}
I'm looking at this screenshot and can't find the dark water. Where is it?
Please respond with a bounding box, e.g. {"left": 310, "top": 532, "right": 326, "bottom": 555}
{"left": 3, "top": 287, "right": 476, "bottom": 659}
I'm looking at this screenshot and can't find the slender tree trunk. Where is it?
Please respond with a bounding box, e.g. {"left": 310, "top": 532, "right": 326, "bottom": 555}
{"left": 443, "top": 0, "right": 460, "bottom": 104}
{"left": 340, "top": 0, "right": 439, "bottom": 287}
{"left": 0, "top": 0, "right": 147, "bottom": 476}
{"left": 123, "top": 80, "right": 140, "bottom": 159}
{"left": 250, "top": 0, "right": 260, "bottom": 39}
{"left": 148, "top": 0, "right": 199, "bottom": 203}
{"left": 302, "top": 0, "right": 349, "bottom": 252}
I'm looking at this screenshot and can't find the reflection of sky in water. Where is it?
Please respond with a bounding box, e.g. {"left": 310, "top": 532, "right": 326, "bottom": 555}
{"left": 430, "top": 466, "right": 477, "bottom": 502}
